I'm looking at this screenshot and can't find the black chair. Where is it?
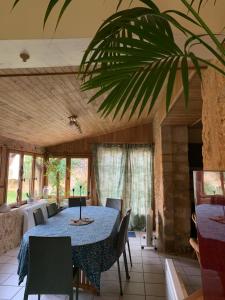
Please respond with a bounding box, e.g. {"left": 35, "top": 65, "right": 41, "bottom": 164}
{"left": 33, "top": 208, "right": 45, "bottom": 226}
{"left": 68, "top": 197, "right": 86, "bottom": 207}
{"left": 106, "top": 198, "right": 133, "bottom": 268}
{"left": 125, "top": 209, "right": 132, "bottom": 267}
{"left": 115, "top": 209, "right": 131, "bottom": 296}
{"left": 47, "top": 202, "right": 58, "bottom": 218}
{"left": 106, "top": 198, "right": 122, "bottom": 212}
{"left": 24, "top": 236, "right": 79, "bottom": 300}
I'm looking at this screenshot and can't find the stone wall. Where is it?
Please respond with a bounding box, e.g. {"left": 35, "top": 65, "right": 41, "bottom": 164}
{"left": 202, "top": 64, "right": 225, "bottom": 170}
{"left": 153, "top": 112, "right": 191, "bottom": 253}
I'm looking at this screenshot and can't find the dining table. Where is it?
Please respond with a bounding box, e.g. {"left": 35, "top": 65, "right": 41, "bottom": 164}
{"left": 17, "top": 206, "right": 120, "bottom": 292}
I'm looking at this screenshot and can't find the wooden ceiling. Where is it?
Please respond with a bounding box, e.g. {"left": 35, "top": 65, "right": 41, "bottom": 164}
{"left": 0, "top": 67, "right": 153, "bottom": 147}
{"left": 162, "top": 73, "right": 202, "bottom": 126}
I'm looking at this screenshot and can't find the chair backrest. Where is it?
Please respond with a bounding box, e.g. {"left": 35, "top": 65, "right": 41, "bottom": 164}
{"left": 68, "top": 196, "right": 86, "bottom": 207}
{"left": 33, "top": 208, "right": 45, "bottom": 226}
{"left": 47, "top": 203, "right": 58, "bottom": 218}
{"left": 116, "top": 209, "right": 131, "bottom": 257}
{"left": 27, "top": 236, "right": 73, "bottom": 295}
{"left": 106, "top": 198, "right": 123, "bottom": 212}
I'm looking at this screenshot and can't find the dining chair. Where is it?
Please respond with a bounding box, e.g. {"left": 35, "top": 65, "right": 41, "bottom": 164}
{"left": 68, "top": 197, "right": 86, "bottom": 207}
{"left": 106, "top": 198, "right": 133, "bottom": 268}
{"left": 47, "top": 202, "right": 58, "bottom": 218}
{"left": 24, "top": 236, "right": 79, "bottom": 300}
{"left": 106, "top": 198, "right": 122, "bottom": 212}
{"left": 33, "top": 208, "right": 45, "bottom": 226}
{"left": 115, "top": 208, "right": 131, "bottom": 296}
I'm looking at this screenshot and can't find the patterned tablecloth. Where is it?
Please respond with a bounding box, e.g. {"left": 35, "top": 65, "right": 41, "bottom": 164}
{"left": 17, "top": 206, "right": 120, "bottom": 291}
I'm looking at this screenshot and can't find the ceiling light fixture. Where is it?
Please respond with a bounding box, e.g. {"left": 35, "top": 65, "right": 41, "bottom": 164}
{"left": 68, "top": 115, "right": 82, "bottom": 134}
{"left": 20, "top": 50, "right": 30, "bottom": 62}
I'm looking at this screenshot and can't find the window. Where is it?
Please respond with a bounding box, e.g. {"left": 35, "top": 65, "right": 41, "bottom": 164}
{"left": 203, "top": 171, "right": 225, "bottom": 195}
{"left": 47, "top": 158, "right": 66, "bottom": 200}
{"left": 7, "top": 153, "right": 21, "bottom": 204}
{"left": 6, "top": 152, "right": 44, "bottom": 205}
{"left": 22, "top": 155, "right": 33, "bottom": 199}
{"left": 34, "top": 156, "right": 44, "bottom": 198}
{"left": 46, "top": 157, "right": 89, "bottom": 200}
{"left": 70, "top": 158, "right": 89, "bottom": 196}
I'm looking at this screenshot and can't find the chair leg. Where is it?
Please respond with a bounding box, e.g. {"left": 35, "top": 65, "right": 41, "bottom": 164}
{"left": 69, "top": 291, "right": 73, "bottom": 300}
{"left": 76, "top": 268, "right": 79, "bottom": 300}
{"left": 23, "top": 291, "right": 28, "bottom": 300}
{"left": 127, "top": 239, "right": 132, "bottom": 267}
{"left": 123, "top": 250, "right": 130, "bottom": 280}
{"left": 117, "top": 259, "right": 123, "bottom": 296}
{"left": 38, "top": 295, "right": 41, "bottom": 300}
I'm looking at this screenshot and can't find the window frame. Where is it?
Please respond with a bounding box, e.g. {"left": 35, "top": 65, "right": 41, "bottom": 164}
{"left": 46, "top": 155, "right": 91, "bottom": 199}
{"left": 6, "top": 150, "right": 44, "bottom": 206}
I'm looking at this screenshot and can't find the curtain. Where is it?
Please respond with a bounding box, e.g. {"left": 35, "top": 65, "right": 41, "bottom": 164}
{"left": 93, "top": 144, "right": 153, "bottom": 230}
{"left": 123, "top": 145, "right": 153, "bottom": 230}
{"left": 92, "top": 145, "right": 126, "bottom": 206}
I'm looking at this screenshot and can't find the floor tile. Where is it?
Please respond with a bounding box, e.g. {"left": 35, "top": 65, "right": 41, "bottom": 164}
{"left": 0, "top": 256, "right": 11, "bottom": 264}
{"left": 120, "top": 295, "right": 145, "bottom": 300}
{"left": 101, "top": 280, "right": 123, "bottom": 295}
{"left": 2, "top": 274, "right": 25, "bottom": 287}
{"left": 102, "top": 271, "right": 144, "bottom": 283}
{"left": 129, "top": 263, "right": 143, "bottom": 272}
{"left": 9, "top": 257, "right": 19, "bottom": 265}
{"left": 129, "top": 250, "right": 142, "bottom": 257}
{"left": 5, "top": 248, "right": 19, "bottom": 257}
{"left": 145, "top": 283, "right": 166, "bottom": 297}
{"left": 0, "top": 285, "right": 22, "bottom": 299}
{"left": 11, "top": 288, "right": 69, "bottom": 300}
{"left": 145, "top": 297, "right": 166, "bottom": 300}
{"left": 141, "top": 250, "right": 159, "bottom": 258}
{"left": 143, "top": 264, "right": 164, "bottom": 274}
{"left": 144, "top": 273, "right": 165, "bottom": 284}
{"left": 129, "top": 257, "right": 142, "bottom": 264}
{"left": 123, "top": 282, "right": 145, "bottom": 295}
{"left": 142, "top": 257, "right": 162, "bottom": 264}
{"left": 126, "top": 272, "right": 144, "bottom": 283}
{"left": 94, "top": 296, "right": 118, "bottom": 300}
{"left": 0, "top": 274, "right": 11, "bottom": 284}
{"left": 0, "top": 264, "right": 18, "bottom": 274}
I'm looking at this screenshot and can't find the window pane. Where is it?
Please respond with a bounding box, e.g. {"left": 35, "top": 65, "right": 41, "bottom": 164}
{"left": 22, "top": 155, "right": 33, "bottom": 199}
{"left": 34, "top": 157, "right": 44, "bottom": 198}
{"left": 70, "top": 158, "right": 88, "bottom": 196}
{"left": 204, "top": 171, "right": 224, "bottom": 195}
{"left": 47, "top": 158, "right": 66, "bottom": 200}
{"left": 7, "top": 153, "right": 20, "bottom": 204}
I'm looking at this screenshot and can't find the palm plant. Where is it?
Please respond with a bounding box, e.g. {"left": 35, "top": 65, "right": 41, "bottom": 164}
{"left": 13, "top": 0, "right": 225, "bottom": 118}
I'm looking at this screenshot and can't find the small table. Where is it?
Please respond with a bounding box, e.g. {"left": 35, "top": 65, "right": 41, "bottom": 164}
{"left": 17, "top": 206, "right": 120, "bottom": 292}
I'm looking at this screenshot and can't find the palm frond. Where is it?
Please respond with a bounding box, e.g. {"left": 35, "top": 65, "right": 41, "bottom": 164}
{"left": 80, "top": 0, "right": 225, "bottom": 119}
{"left": 80, "top": 5, "right": 186, "bottom": 118}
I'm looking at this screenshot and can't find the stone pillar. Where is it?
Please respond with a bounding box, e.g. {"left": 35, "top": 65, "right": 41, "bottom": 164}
{"left": 153, "top": 121, "right": 191, "bottom": 253}
{"left": 202, "top": 63, "right": 225, "bottom": 170}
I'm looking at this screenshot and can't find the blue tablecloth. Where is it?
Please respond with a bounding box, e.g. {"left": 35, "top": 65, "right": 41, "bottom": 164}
{"left": 17, "top": 206, "right": 120, "bottom": 291}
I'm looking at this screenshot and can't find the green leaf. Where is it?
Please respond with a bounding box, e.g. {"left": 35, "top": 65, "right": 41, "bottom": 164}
{"left": 166, "top": 57, "right": 179, "bottom": 111}
{"left": 189, "top": 53, "right": 202, "bottom": 80}
{"left": 181, "top": 57, "right": 189, "bottom": 108}
{"left": 44, "top": 0, "right": 60, "bottom": 28}
{"left": 55, "top": 0, "right": 72, "bottom": 30}
{"left": 12, "top": 0, "right": 20, "bottom": 9}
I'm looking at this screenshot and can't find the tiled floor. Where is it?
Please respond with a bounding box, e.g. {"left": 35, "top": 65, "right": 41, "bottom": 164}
{"left": 0, "top": 233, "right": 202, "bottom": 300}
